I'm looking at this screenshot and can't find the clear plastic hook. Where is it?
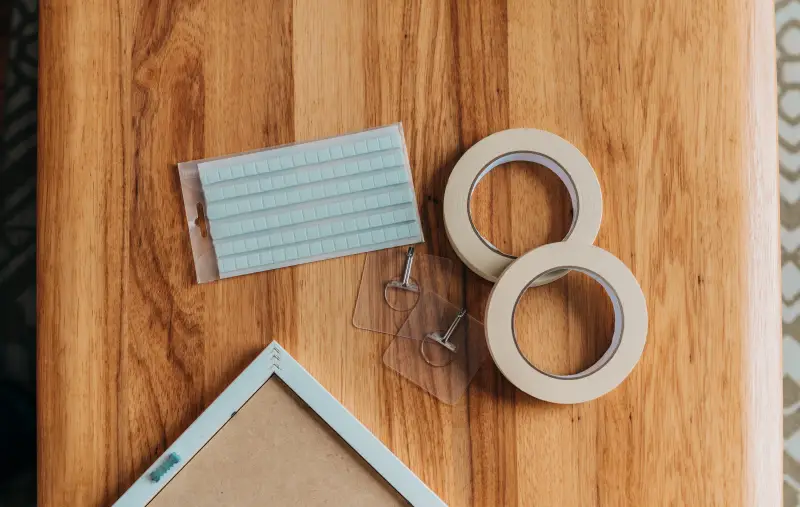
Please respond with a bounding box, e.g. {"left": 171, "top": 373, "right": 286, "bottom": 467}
{"left": 353, "top": 247, "right": 453, "bottom": 336}
{"left": 383, "top": 292, "right": 489, "bottom": 404}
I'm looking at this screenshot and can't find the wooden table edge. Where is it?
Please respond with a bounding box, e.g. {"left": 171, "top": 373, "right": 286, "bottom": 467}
{"left": 33, "top": 1, "right": 783, "bottom": 505}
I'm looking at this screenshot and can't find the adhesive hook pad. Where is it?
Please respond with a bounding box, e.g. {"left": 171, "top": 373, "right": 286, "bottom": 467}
{"left": 444, "top": 129, "right": 602, "bottom": 283}
{"left": 353, "top": 249, "right": 453, "bottom": 337}
{"left": 485, "top": 243, "right": 647, "bottom": 404}
{"left": 384, "top": 292, "right": 489, "bottom": 404}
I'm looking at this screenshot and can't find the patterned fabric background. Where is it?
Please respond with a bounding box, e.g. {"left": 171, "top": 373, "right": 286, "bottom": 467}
{"left": 780, "top": 1, "right": 800, "bottom": 505}
{"left": 0, "top": 0, "right": 37, "bottom": 505}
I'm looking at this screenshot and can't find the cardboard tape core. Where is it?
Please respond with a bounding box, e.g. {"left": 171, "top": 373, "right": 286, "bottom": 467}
{"left": 469, "top": 151, "right": 580, "bottom": 258}
{"left": 512, "top": 267, "right": 622, "bottom": 379}
{"left": 486, "top": 243, "right": 647, "bottom": 404}
{"left": 445, "top": 129, "right": 602, "bottom": 283}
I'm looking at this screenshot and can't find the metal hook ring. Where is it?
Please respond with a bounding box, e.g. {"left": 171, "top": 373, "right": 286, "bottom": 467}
{"left": 383, "top": 276, "right": 421, "bottom": 311}
{"left": 420, "top": 335, "right": 456, "bottom": 368}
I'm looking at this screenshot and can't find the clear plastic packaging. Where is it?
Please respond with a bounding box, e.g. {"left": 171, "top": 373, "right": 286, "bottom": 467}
{"left": 178, "top": 124, "right": 423, "bottom": 283}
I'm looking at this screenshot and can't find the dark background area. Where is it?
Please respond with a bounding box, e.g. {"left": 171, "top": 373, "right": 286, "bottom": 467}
{"left": 0, "top": 0, "right": 37, "bottom": 505}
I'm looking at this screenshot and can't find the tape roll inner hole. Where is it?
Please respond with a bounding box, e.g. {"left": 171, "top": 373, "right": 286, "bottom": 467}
{"left": 468, "top": 151, "right": 579, "bottom": 259}
{"left": 512, "top": 266, "right": 623, "bottom": 380}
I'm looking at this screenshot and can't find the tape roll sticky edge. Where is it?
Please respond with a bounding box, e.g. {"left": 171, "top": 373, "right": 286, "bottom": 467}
{"left": 443, "top": 128, "right": 603, "bottom": 283}
{"left": 485, "top": 243, "right": 648, "bottom": 404}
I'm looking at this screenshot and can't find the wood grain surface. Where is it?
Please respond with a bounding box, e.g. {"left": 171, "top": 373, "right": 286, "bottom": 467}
{"left": 37, "top": 1, "right": 781, "bottom": 506}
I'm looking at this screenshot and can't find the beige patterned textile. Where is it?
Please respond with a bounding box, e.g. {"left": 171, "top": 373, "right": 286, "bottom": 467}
{"left": 779, "top": 1, "right": 800, "bottom": 505}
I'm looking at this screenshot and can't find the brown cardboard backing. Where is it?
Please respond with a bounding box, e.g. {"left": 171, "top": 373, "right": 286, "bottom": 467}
{"left": 147, "top": 378, "right": 408, "bottom": 506}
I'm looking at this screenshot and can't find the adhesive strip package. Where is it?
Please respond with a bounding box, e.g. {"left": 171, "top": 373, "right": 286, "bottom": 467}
{"left": 178, "top": 124, "right": 424, "bottom": 282}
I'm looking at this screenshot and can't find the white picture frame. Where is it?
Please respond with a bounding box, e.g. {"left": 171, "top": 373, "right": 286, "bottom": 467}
{"left": 113, "top": 341, "right": 446, "bottom": 507}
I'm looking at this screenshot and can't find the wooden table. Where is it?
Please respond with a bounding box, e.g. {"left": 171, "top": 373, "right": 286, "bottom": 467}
{"left": 37, "top": 1, "right": 781, "bottom": 506}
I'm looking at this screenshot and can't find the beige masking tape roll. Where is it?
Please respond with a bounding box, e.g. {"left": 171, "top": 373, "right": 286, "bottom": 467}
{"left": 486, "top": 243, "right": 647, "bottom": 404}
{"left": 443, "top": 129, "right": 602, "bottom": 283}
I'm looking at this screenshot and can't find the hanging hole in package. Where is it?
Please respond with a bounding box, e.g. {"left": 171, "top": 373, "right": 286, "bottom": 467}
{"left": 178, "top": 124, "right": 426, "bottom": 282}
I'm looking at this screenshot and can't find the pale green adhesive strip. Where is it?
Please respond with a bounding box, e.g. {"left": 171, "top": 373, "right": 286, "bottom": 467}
{"left": 198, "top": 124, "right": 423, "bottom": 278}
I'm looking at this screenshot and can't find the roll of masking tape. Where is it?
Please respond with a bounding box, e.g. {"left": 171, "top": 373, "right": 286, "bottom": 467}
{"left": 485, "top": 243, "right": 647, "bottom": 404}
{"left": 443, "top": 129, "right": 602, "bottom": 283}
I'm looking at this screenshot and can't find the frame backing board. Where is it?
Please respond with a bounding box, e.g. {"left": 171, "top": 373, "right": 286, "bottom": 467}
{"left": 147, "top": 378, "right": 406, "bottom": 506}
{"left": 113, "top": 342, "right": 445, "bottom": 507}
